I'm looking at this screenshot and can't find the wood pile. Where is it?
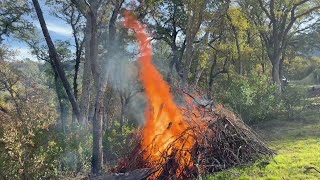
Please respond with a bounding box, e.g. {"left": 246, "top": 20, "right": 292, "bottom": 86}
{"left": 111, "top": 89, "right": 274, "bottom": 179}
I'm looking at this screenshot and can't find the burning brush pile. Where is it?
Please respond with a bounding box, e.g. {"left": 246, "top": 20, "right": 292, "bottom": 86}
{"left": 110, "top": 11, "right": 274, "bottom": 179}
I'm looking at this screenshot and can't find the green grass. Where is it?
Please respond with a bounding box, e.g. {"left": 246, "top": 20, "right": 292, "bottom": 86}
{"left": 209, "top": 112, "right": 320, "bottom": 180}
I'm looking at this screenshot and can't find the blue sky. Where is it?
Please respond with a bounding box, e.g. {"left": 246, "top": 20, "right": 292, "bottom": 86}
{"left": 3, "top": 0, "right": 148, "bottom": 61}
{"left": 3, "top": 0, "right": 74, "bottom": 61}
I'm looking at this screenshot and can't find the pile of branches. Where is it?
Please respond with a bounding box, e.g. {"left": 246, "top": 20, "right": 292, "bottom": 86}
{"left": 188, "top": 107, "right": 274, "bottom": 174}
{"left": 111, "top": 89, "right": 274, "bottom": 179}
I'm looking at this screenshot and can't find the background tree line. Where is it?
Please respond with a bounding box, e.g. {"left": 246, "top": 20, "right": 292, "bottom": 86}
{"left": 1, "top": 0, "right": 320, "bottom": 178}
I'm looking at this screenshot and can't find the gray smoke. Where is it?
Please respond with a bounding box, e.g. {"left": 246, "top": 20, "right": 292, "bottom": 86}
{"left": 104, "top": 53, "right": 146, "bottom": 126}
{"left": 103, "top": 40, "right": 178, "bottom": 126}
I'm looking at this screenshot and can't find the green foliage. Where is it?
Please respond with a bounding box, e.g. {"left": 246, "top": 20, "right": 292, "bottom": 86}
{"left": 58, "top": 127, "right": 92, "bottom": 174}
{"left": 0, "top": 0, "right": 33, "bottom": 43}
{"left": 103, "top": 120, "right": 136, "bottom": 163}
{"left": 1, "top": 0, "right": 320, "bottom": 178}
{"left": 280, "top": 85, "right": 308, "bottom": 119}
{"left": 313, "top": 68, "right": 320, "bottom": 84}
{"left": 0, "top": 60, "right": 93, "bottom": 178}
{"left": 208, "top": 172, "right": 233, "bottom": 180}
{"left": 216, "top": 74, "right": 277, "bottom": 123}
{"left": 0, "top": 89, "right": 61, "bottom": 179}
{"left": 284, "top": 57, "right": 319, "bottom": 80}
{"left": 228, "top": 7, "right": 249, "bottom": 31}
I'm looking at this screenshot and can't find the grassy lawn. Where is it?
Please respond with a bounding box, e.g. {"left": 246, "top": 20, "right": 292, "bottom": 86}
{"left": 209, "top": 111, "right": 320, "bottom": 180}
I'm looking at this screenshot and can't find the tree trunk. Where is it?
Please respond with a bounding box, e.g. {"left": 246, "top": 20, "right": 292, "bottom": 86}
{"left": 79, "top": 19, "right": 93, "bottom": 125}
{"left": 261, "top": 63, "right": 266, "bottom": 74}
{"left": 32, "top": 0, "right": 81, "bottom": 121}
{"left": 182, "top": 35, "right": 195, "bottom": 86}
{"left": 72, "top": 26, "right": 82, "bottom": 102}
{"left": 208, "top": 55, "right": 217, "bottom": 99}
{"left": 182, "top": 14, "right": 197, "bottom": 86}
{"left": 70, "top": 0, "right": 104, "bottom": 175}
{"left": 271, "top": 58, "right": 282, "bottom": 93}
{"left": 229, "top": 20, "right": 242, "bottom": 75}
{"left": 73, "top": 65, "right": 80, "bottom": 101}
{"left": 194, "top": 68, "right": 204, "bottom": 87}
{"left": 208, "top": 56, "right": 217, "bottom": 99}
{"left": 55, "top": 74, "right": 66, "bottom": 133}
{"left": 167, "top": 46, "right": 179, "bottom": 83}
{"left": 182, "top": 0, "right": 207, "bottom": 86}
{"left": 87, "top": 8, "right": 104, "bottom": 175}
{"left": 279, "top": 54, "right": 285, "bottom": 85}
{"left": 91, "top": 80, "right": 104, "bottom": 175}
{"left": 120, "top": 102, "right": 125, "bottom": 133}
{"left": 208, "top": 56, "right": 228, "bottom": 99}
{"left": 235, "top": 31, "right": 242, "bottom": 75}
{"left": 72, "top": 32, "right": 83, "bottom": 124}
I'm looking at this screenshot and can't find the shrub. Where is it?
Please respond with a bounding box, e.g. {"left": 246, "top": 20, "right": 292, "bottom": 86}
{"left": 313, "top": 69, "right": 320, "bottom": 84}
{"left": 57, "top": 126, "right": 92, "bottom": 175}
{"left": 280, "top": 85, "right": 308, "bottom": 119}
{"left": 103, "top": 120, "right": 136, "bottom": 164}
{"left": 284, "top": 56, "right": 318, "bottom": 80}
{"left": 0, "top": 61, "right": 62, "bottom": 179}
{"left": 216, "top": 74, "right": 278, "bottom": 124}
{"left": 0, "top": 89, "right": 61, "bottom": 179}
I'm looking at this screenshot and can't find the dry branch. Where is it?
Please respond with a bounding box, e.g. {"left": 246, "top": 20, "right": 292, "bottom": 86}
{"left": 111, "top": 87, "right": 274, "bottom": 179}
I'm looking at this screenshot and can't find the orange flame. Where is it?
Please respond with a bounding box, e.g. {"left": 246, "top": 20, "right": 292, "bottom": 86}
{"left": 122, "top": 11, "right": 195, "bottom": 177}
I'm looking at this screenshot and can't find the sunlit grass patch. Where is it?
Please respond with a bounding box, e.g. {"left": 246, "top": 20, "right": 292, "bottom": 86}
{"left": 209, "top": 138, "right": 320, "bottom": 180}
{"left": 209, "top": 108, "right": 320, "bottom": 180}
